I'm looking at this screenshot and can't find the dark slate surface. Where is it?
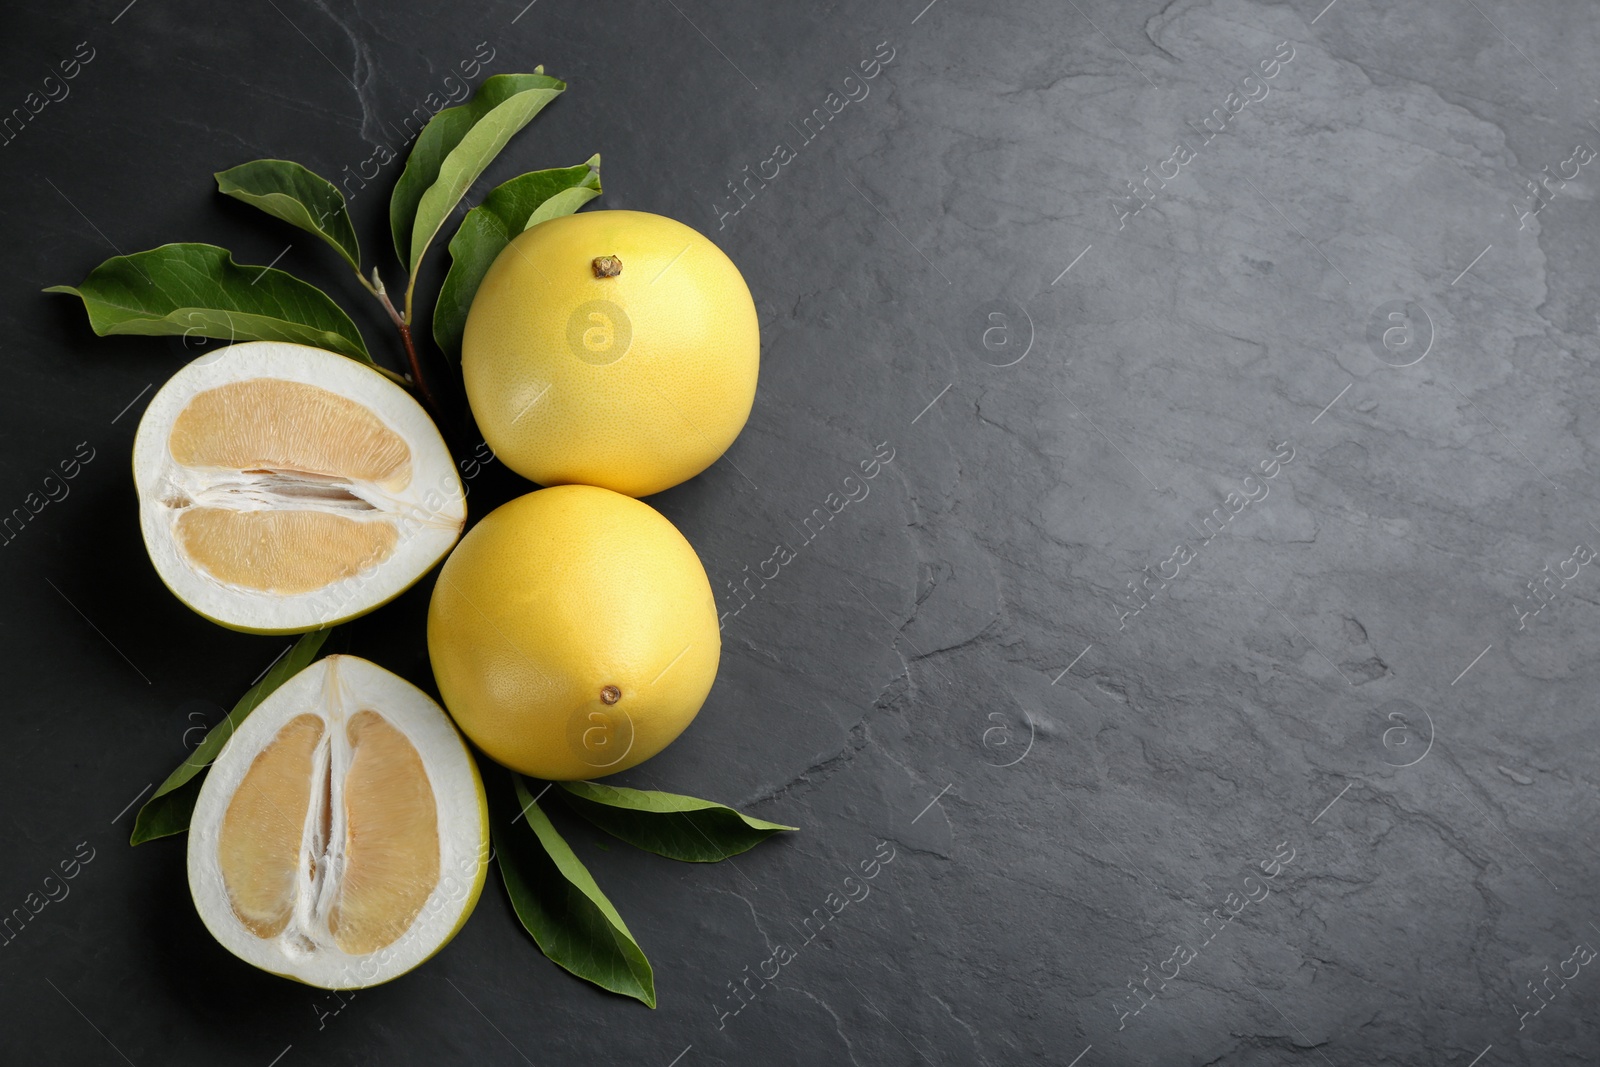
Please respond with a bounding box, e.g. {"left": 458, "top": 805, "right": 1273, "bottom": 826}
{"left": 5, "top": 0, "right": 1600, "bottom": 1063}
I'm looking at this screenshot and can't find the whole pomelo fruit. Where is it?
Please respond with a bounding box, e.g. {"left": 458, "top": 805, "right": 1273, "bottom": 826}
{"left": 461, "top": 209, "right": 759, "bottom": 498}
{"left": 427, "top": 484, "right": 721, "bottom": 779}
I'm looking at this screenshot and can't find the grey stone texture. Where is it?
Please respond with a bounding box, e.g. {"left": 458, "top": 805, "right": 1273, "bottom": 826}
{"left": 4, "top": 0, "right": 1599, "bottom": 1063}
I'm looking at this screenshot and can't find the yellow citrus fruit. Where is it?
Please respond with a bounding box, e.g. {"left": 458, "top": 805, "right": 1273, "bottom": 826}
{"left": 427, "top": 484, "right": 721, "bottom": 779}
{"left": 187, "top": 655, "right": 488, "bottom": 988}
{"left": 132, "top": 341, "right": 465, "bottom": 634}
{"left": 461, "top": 209, "right": 759, "bottom": 497}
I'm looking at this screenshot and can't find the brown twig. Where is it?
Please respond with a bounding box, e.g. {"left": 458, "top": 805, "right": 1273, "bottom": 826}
{"left": 395, "top": 319, "right": 440, "bottom": 417}
{"left": 363, "top": 269, "right": 442, "bottom": 421}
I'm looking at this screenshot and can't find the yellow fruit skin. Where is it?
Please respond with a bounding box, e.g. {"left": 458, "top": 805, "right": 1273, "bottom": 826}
{"left": 462, "top": 209, "right": 759, "bottom": 498}
{"left": 427, "top": 485, "right": 722, "bottom": 780}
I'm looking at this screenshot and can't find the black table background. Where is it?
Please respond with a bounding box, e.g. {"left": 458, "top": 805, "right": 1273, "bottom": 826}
{"left": 7, "top": 1, "right": 1600, "bottom": 1064}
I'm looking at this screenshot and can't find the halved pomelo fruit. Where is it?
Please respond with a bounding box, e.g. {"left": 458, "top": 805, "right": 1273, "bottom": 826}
{"left": 187, "top": 655, "right": 488, "bottom": 988}
{"left": 133, "top": 342, "right": 465, "bottom": 634}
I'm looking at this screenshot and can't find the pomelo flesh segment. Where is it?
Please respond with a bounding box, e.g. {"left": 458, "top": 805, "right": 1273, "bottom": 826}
{"left": 329, "top": 710, "right": 440, "bottom": 955}
{"left": 175, "top": 509, "right": 399, "bottom": 595}
{"left": 168, "top": 378, "right": 412, "bottom": 488}
{"left": 218, "top": 713, "right": 324, "bottom": 939}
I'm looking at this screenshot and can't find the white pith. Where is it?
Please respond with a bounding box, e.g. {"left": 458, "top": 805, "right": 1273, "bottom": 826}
{"left": 133, "top": 342, "right": 466, "bottom": 633}
{"left": 187, "top": 655, "right": 488, "bottom": 990}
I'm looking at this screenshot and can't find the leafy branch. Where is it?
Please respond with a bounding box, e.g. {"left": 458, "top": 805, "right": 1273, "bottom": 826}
{"left": 49, "top": 68, "right": 587, "bottom": 420}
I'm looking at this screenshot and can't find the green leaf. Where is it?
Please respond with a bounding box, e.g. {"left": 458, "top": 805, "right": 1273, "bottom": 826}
{"left": 131, "top": 630, "right": 331, "bottom": 845}
{"left": 493, "top": 774, "right": 656, "bottom": 1007}
{"left": 46, "top": 244, "right": 372, "bottom": 362}
{"left": 431, "top": 155, "right": 601, "bottom": 360}
{"left": 389, "top": 72, "right": 566, "bottom": 285}
{"left": 127, "top": 775, "right": 206, "bottom": 846}
{"left": 556, "top": 781, "right": 796, "bottom": 862}
{"left": 215, "top": 159, "right": 362, "bottom": 273}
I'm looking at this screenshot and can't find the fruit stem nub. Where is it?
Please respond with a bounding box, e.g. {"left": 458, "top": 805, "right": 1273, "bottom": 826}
{"left": 600, "top": 685, "right": 621, "bottom": 705}
{"left": 591, "top": 256, "right": 623, "bottom": 278}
